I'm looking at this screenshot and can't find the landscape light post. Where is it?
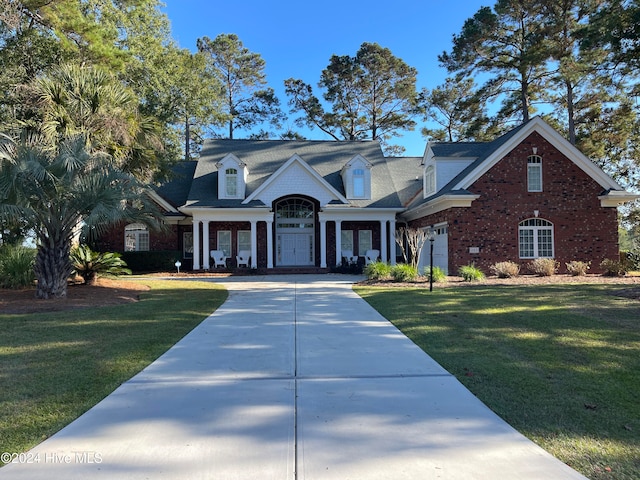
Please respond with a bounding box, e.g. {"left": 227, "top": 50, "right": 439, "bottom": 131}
{"left": 175, "top": 260, "right": 182, "bottom": 274}
{"left": 426, "top": 226, "right": 435, "bottom": 292}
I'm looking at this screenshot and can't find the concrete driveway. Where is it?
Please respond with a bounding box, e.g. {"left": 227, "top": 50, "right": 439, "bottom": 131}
{"left": 0, "top": 275, "right": 587, "bottom": 479}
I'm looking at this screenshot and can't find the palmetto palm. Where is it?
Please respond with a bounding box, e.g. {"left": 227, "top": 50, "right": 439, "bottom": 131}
{"left": 33, "top": 64, "right": 163, "bottom": 179}
{"left": 0, "top": 133, "right": 158, "bottom": 299}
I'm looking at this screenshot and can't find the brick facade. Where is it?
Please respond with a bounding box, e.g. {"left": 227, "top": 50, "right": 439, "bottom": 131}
{"left": 94, "top": 221, "right": 181, "bottom": 253}
{"left": 409, "top": 132, "right": 619, "bottom": 274}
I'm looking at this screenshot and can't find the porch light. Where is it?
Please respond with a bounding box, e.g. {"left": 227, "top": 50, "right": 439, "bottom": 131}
{"left": 175, "top": 260, "right": 182, "bottom": 274}
{"left": 426, "top": 226, "right": 436, "bottom": 292}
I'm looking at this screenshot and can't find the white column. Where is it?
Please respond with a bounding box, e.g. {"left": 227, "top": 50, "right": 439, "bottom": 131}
{"left": 192, "top": 219, "right": 200, "bottom": 270}
{"left": 335, "top": 220, "right": 342, "bottom": 266}
{"left": 380, "top": 220, "right": 388, "bottom": 264}
{"left": 250, "top": 220, "right": 258, "bottom": 269}
{"left": 389, "top": 218, "right": 397, "bottom": 266}
{"left": 320, "top": 219, "right": 327, "bottom": 268}
{"left": 202, "top": 220, "right": 210, "bottom": 270}
{"left": 266, "top": 219, "right": 274, "bottom": 268}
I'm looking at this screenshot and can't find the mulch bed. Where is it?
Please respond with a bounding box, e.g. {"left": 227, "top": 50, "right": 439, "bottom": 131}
{"left": 0, "top": 278, "right": 150, "bottom": 314}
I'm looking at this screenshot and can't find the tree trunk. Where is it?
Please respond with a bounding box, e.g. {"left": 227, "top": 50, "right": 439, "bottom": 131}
{"left": 565, "top": 79, "right": 576, "bottom": 145}
{"left": 34, "top": 240, "right": 73, "bottom": 299}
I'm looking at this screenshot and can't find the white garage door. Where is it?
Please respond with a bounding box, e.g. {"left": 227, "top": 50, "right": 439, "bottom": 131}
{"left": 418, "top": 224, "right": 448, "bottom": 274}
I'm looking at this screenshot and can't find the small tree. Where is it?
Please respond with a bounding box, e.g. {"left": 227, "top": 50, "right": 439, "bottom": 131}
{"left": 395, "top": 227, "right": 428, "bottom": 269}
{"left": 0, "top": 133, "right": 159, "bottom": 299}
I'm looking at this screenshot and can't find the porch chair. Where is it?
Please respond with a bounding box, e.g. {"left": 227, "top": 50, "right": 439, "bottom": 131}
{"left": 342, "top": 250, "right": 358, "bottom": 265}
{"left": 236, "top": 250, "right": 251, "bottom": 268}
{"left": 210, "top": 250, "right": 227, "bottom": 268}
{"left": 364, "top": 249, "right": 380, "bottom": 265}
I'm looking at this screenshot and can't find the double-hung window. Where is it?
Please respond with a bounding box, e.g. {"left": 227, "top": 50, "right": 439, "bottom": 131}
{"left": 225, "top": 168, "right": 238, "bottom": 197}
{"left": 238, "top": 230, "right": 251, "bottom": 253}
{"left": 358, "top": 230, "right": 372, "bottom": 256}
{"left": 519, "top": 219, "right": 553, "bottom": 258}
{"left": 527, "top": 155, "right": 542, "bottom": 192}
{"left": 353, "top": 169, "right": 365, "bottom": 198}
{"left": 217, "top": 230, "right": 232, "bottom": 257}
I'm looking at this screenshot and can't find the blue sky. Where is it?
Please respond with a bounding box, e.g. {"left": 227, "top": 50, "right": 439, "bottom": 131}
{"left": 161, "top": 0, "right": 490, "bottom": 156}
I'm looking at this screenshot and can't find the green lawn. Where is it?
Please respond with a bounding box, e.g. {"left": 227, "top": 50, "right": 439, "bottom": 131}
{"left": 0, "top": 279, "right": 227, "bottom": 463}
{"left": 354, "top": 282, "right": 640, "bottom": 480}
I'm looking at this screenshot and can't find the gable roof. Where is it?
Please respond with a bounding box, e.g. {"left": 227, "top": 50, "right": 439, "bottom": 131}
{"left": 243, "top": 153, "right": 348, "bottom": 205}
{"left": 184, "top": 139, "right": 406, "bottom": 209}
{"left": 407, "top": 117, "right": 631, "bottom": 214}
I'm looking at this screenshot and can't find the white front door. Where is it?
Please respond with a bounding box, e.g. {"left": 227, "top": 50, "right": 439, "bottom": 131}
{"left": 279, "top": 233, "right": 313, "bottom": 266}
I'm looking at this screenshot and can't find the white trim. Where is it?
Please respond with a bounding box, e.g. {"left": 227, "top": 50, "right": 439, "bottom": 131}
{"left": 402, "top": 194, "right": 480, "bottom": 222}
{"left": 599, "top": 191, "right": 640, "bottom": 207}
{"left": 216, "top": 153, "right": 247, "bottom": 200}
{"left": 180, "top": 206, "right": 272, "bottom": 223}
{"left": 453, "top": 117, "right": 623, "bottom": 192}
{"left": 243, "top": 154, "right": 348, "bottom": 205}
{"left": 148, "top": 190, "right": 180, "bottom": 214}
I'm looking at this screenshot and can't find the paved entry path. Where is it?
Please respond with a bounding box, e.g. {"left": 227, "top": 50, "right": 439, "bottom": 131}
{"left": 1, "top": 275, "right": 587, "bottom": 479}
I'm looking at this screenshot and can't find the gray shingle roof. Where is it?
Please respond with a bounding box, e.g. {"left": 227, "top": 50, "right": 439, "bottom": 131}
{"left": 154, "top": 161, "right": 197, "bottom": 209}
{"left": 185, "top": 139, "right": 409, "bottom": 209}
{"left": 407, "top": 121, "right": 533, "bottom": 209}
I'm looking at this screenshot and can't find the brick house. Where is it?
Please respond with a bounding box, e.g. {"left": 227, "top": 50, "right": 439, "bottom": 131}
{"left": 99, "top": 117, "right": 637, "bottom": 274}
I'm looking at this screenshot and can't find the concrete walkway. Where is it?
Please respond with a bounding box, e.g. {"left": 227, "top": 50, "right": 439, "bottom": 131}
{"left": 1, "top": 275, "right": 587, "bottom": 479}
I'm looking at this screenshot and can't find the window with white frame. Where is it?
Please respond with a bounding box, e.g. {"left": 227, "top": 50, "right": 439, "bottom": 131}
{"left": 225, "top": 168, "right": 238, "bottom": 197}
{"left": 519, "top": 219, "right": 553, "bottom": 258}
{"left": 527, "top": 155, "right": 542, "bottom": 192}
{"left": 353, "top": 169, "right": 365, "bottom": 198}
{"left": 238, "top": 230, "right": 251, "bottom": 253}
{"left": 124, "top": 223, "right": 149, "bottom": 251}
{"left": 424, "top": 165, "right": 436, "bottom": 196}
{"left": 217, "top": 230, "right": 231, "bottom": 257}
{"left": 183, "top": 232, "right": 193, "bottom": 258}
{"left": 358, "top": 230, "right": 372, "bottom": 256}
{"left": 341, "top": 156, "right": 372, "bottom": 200}
{"left": 341, "top": 230, "right": 354, "bottom": 253}
{"left": 216, "top": 154, "right": 247, "bottom": 199}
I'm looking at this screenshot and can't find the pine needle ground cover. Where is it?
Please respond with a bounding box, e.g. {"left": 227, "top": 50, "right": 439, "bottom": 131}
{"left": 0, "top": 280, "right": 227, "bottom": 463}
{"left": 354, "top": 283, "right": 640, "bottom": 480}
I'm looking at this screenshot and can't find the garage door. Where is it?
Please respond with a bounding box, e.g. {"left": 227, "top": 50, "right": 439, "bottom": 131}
{"left": 418, "top": 224, "right": 448, "bottom": 274}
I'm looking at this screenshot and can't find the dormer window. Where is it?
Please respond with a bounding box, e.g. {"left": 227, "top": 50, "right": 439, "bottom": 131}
{"left": 225, "top": 168, "right": 238, "bottom": 196}
{"left": 342, "top": 155, "right": 372, "bottom": 200}
{"left": 217, "top": 154, "right": 247, "bottom": 199}
{"left": 424, "top": 165, "right": 436, "bottom": 197}
{"left": 353, "top": 169, "right": 365, "bottom": 197}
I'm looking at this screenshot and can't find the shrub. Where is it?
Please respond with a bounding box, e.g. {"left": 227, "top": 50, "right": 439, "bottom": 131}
{"left": 70, "top": 245, "right": 132, "bottom": 285}
{"left": 621, "top": 251, "right": 640, "bottom": 271}
{"left": 0, "top": 244, "right": 36, "bottom": 289}
{"left": 120, "top": 250, "right": 181, "bottom": 273}
{"left": 364, "top": 261, "right": 392, "bottom": 280}
{"left": 566, "top": 260, "right": 590, "bottom": 276}
{"left": 490, "top": 261, "right": 520, "bottom": 278}
{"left": 528, "top": 258, "right": 558, "bottom": 277}
{"left": 458, "top": 264, "right": 485, "bottom": 282}
{"left": 390, "top": 263, "right": 419, "bottom": 282}
{"left": 600, "top": 258, "right": 627, "bottom": 277}
{"left": 425, "top": 265, "right": 446, "bottom": 283}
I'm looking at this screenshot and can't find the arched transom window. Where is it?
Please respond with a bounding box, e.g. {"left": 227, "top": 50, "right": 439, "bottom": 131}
{"left": 519, "top": 218, "right": 553, "bottom": 258}
{"left": 124, "top": 223, "right": 149, "bottom": 252}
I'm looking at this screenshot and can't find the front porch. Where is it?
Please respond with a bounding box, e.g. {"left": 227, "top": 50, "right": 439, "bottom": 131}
{"left": 187, "top": 206, "right": 401, "bottom": 272}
